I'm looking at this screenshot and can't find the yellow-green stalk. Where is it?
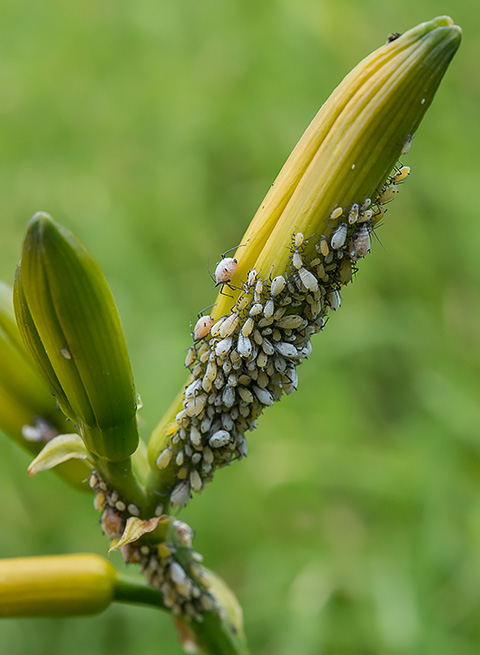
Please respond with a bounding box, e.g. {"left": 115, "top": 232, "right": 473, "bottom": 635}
{"left": 147, "top": 17, "right": 461, "bottom": 508}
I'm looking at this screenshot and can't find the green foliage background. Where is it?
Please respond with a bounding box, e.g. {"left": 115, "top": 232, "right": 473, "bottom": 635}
{"left": 0, "top": 1, "right": 479, "bottom": 653}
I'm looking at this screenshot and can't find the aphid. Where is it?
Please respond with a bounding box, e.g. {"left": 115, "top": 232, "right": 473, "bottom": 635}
{"left": 328, "top": 289, "right": 341, "bottom": 310}
{"left": 393, "top": 165, "right": 410, "bottom": 183}
{"left": 189, "top": 470, "right": 203, "bottom": 493}
{"left": 246, "top": 269, "right": 257, "bottom": 288}
{"left": 275, "top": 342, "right": 299, "bottom": 359}
{"left": 184, "top": 346, "right": 196, "bottom": 369}
{"left": 330, "top": 223, "right": 348, "bottom": 249}
{"left": 209, "top": 430, "right": 232, "bottom": 448}
{"left": 263, "top": 299, "right": 275, "bottom": 319}
{"left": 253, "top": 386, "right": 274, "bottom": 406}
{"left": 185, "top": 378, "right": 202, "bottom": 398}
{"left": 170, "top": 482, "right": 191, "bottom": 508}
{"left": 361, "top": 198, "right": 372, "bottom": 212}
{"left": 219, "top": 313, "right": 239, "bottom": 338}
{"left": 249, "top": 303, "right": 263, "bottom": 316}
{"left": 292, "top": 251, "right": 303, "bottom": 270}
{"left": 348, "top": 203, "right": 359, "bottom": 224}
{"left": 60, "top": 347, "right": 72, "bottom": 359}
{"left": 358, "top": 208, "right": 373, "bottom": 223}
{"left": 298, "top": 267, "right": 319, "bottom": 293}
{"left": 377, "top": 184, "right": 398, "bottom": 204}
{"left": 241, "top": 317, "right": 254, "bottom": 337}
{"left": 214, "top": 257, "right": 237, "bottom": 284}
{"left": 270, "top": 275, "right": 286, "bottom": 297}
{"left": 330, "top": 206, "right": 343, "bottom": 221}
{"left": 350, "top": 224, "right": 371, "bottom": 260}
{"left": 237, "top": 333, "right": 253, "bottom": 358}
{"left": 194, "top": 315, "right": 214, "bottom": 340}
{"left": 294, "top": 232, "right": 304, "bottom": 249}
{"left": 319, "top": 239, "right": 329, "bottom": 257}
{"left": 235, "top": 294, "right": 250, "bottom": 312}
{"left": 215, "top": 337, "right": 233, "bottom": 357}
{"left": 185, "top": 393, "right": 207, "bottom": 417}
{"left": 276, "top": 315, "right": 303, "bottom": 329}
{"left": 401, "top": 134, "right": 413, "bottom": 155}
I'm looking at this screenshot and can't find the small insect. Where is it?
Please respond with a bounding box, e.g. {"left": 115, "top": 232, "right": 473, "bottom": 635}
{"left": 393, "top": 165, "right": 410, "bottom": 183}
{"left": 330, "top": 223, "right": 348, "bottom": 249}
{"left": 401, "top": 134, "right": 413, "bottom": 155}
{"left": 350, "top": 224, "right": 371, "bottom": 260}
{"left": 194, "top": 315, "right": 214, "bottom": 340}
{"left": 294, "top": 232, "right": 304, "bottom": 249}
{"left": 330, "top": 206, "right": 343, "bottom": 221}
{"left": 377, "top": 184, "right": 398, "bottom": 204}
{"left": 387, "top": 32, "right": 401, "bottom": 43}
{"left": 270, "top": 275, "right": 286, "bottom": 297}
{"left": 348, "top": 203, "right": 359, "bottom": 224}
{"left": 213, "top": 245, "right": 244, "bottom": 294}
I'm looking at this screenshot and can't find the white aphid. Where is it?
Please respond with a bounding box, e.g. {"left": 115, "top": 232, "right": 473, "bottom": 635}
{"left": 170, "top": 562, "right": 187, "bottom": 586}
{"left": 189, "top": 469, "right": 203, "bottom": 493}
{"left": 60, "top": 347, "right": 72, "bottom": 359}
{"left": 401, "top": 134, "right": 412, "bottom": 155}
{"left": 348, "top": 203, "right": 359, "bottom": 224}
{"left": 393, "top": 166, "right": 410, "bottom": 183}
{"left": 215, "top": 257, "right": 237, "bottom": 284}
{"left": 219, "top": 313, "right": 239, "bottom": 338}
{"left": 328, "top": 289, "right": 341, "bottom": 310}
{"left": 358, "top": 208, "right": 373, "bottom": 223}
{"left": 298, "top": 267, "right": 319, "bottom": 293}
{"left": 185, "top": 379, "right": 202, "bottom": 398}
{"left": 263, "top": 299, "right": 275, "bottom": 319}
{"left": 170, "top": 482, "right": 191, "bottom": 508}
{"left": 275, "top": 342, "right": 299, "bottom": 359}
{"left": 249, "top": 303, "right": 263, "bottom": 316}
{"left": 247, "top": 269, "right": 257, "bottom": 287}
{"left": 194, "top": 315, "right": 214, "bottom": 340}
{"left": 237, "top": 333, "right": 253, "bottom": 358}
{"left": 253, "top": 386, "right": 274, "bottom": 406}
{"left": 185, "top": 393, "right": 207, "bottom": 417}
{"left": 189, "top": 425, "right": 202, "bottom": 448}
{"left": 156, "top": 448, "right": 172, "bottom": 469}
{"left": 270, "top": 275, "right": 286, "bottom": 297}
{"left": 241, "top": 317, "right": 254, "bottom": 337}
{"left": 215, "top": 337, "right": 233, "bottom": 357}
{"left": 361, "top": 198, "right": 372, "bottom": 212}
{"left": 294, "top": 232, "right": 304, "bottom": 249}
{"left": 330, "top": 223, "right": 348, "bottom": 249}
{"left": 209, "top": 430, "right": 232, "bottom": 448}
{"left": 292, "top": 251, "right": 303, "bottom": 270}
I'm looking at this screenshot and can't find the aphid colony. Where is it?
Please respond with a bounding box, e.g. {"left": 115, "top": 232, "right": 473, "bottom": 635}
{"left": 89, "top": 471, "right": 221, "bottom": 623}
{"left": 155, "top": 168, "right": 408, "bottom": 509}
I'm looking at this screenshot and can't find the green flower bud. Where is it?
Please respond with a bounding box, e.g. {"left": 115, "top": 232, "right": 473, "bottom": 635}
{"left": 14, "top": 213, "right": 139, "bottom": 462}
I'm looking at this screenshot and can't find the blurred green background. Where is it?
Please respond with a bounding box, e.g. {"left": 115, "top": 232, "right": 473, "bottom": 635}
{"left": 0, "top": 1, "right": 478, "bottom": 653}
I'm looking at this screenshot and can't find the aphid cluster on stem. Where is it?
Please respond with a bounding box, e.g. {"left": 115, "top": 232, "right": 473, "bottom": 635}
{"left": 158, "top": 162, "right": 411, "bottom": 509}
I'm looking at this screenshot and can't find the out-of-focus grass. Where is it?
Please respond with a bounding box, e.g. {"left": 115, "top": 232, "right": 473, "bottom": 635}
{"left": 1, "top": 1, "right": 479, "bottom": 654}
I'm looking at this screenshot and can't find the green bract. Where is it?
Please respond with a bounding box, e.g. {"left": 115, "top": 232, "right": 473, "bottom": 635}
{"left": 14, "top": 213, "right": 139, "bottom": 462}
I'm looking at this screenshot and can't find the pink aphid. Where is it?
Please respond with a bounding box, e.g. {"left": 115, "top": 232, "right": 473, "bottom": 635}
{"left": 194, "top": 315, "right": 215, "bottom": 340}
{"left": 214, "top": 257, "right": 238, "bottom": 284}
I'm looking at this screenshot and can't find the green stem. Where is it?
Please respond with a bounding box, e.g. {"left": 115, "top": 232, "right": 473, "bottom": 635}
{"left": 93, "top": 456, "right": 147, "bottom": 512}
{"left": 113, "top": 573, "right": 166, "bottom": 609}
{"left": 113, "top": 573, "right": 250, "bottom": 655}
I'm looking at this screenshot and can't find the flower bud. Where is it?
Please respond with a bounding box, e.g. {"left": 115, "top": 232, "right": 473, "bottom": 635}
{"left": 14, "top": 213, "right": 139, "bottom": 462}
{"left": 0, "top": 554, "right": 117, "bottom": 617}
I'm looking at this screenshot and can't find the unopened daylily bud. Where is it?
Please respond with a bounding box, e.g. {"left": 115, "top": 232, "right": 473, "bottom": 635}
{"left": 14, "top": 213, "right": 139, "bottom": 462}
{"left": 147, "top": 17, "right": 461, "bottom": 506}
{"left": 0, "top": 554, "right": 117, "bottom": 617}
